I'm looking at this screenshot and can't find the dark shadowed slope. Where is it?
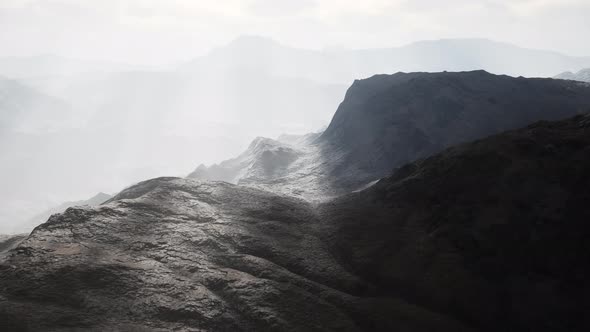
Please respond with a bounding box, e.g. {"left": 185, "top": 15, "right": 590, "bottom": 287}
{"left": 2, "top": 114, "right": 590, "bottom": 331}
{"left": 191, "top": 71, "right": 590, "bottom": 199}
{"left": 320, "top": 114, "right": 590, "bottom": 331}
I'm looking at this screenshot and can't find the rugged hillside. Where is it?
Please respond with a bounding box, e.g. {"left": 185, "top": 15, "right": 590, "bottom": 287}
{"left": 0, "top": 177, "right": 469, "bottom": 331}
{"left": 555, "top": 68, "right": 590, "bottom": 82}
{"left": 320, "top": 114, "right": 590, "bottom": 331}
{"left": 2, "top": 114, "right": 589, "bottom": 331}
{"left": 190, "top": 71, "right": 590, "bottom": 199}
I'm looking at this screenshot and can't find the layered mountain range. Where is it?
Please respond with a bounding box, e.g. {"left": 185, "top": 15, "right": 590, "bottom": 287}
{"left": 1, "top": 70, "right": 590, "bottom": 331}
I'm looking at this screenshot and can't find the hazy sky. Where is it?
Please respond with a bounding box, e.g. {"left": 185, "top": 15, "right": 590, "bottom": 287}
{"left": 1, "top": 0, "right": 589, "bottom": 65}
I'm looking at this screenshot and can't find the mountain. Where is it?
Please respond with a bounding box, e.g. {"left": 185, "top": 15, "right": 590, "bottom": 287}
{"left": 190, "top": 70, "right": 590, "bottom": 199}
{"left": 181, "top": 36, "right": 590, "bottom": 82}
{"left": 319, "top": 70, "right": 590, "bottom": 189}
{"left": 24, "top": 192, "right": 112, "bottom": 231}
{"left": 2, "top": 114, "right": 589, "bottom": 331}
{"left": 0, "top": 77, "right": 73, "bottom": 133}
{"left": 555, "top": 68, "right": 590, "bottom": 82}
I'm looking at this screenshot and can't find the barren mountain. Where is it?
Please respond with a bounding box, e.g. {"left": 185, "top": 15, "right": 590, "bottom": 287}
{"left": 2, "top": 114, "right": 589, "bottom": 331}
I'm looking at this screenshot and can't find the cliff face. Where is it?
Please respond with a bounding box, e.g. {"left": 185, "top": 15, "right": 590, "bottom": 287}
{"left": 2, "top": 114, "right": 590, "bottom": 331}
{"left": 320, "top": 71, "right": 590, "bottom": 189}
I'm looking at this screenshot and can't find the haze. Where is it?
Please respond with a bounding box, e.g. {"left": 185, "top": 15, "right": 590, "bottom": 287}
{"left": 1, "top": 0, "right": 590, "bottom": 233}
{"left": 2, "top": 0, "right": 590, "bottom": 64}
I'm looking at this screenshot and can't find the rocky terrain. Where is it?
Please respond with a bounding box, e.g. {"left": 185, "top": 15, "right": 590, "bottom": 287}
{"left": 190, "top": 70, "right": 590, "bottom": 199}
{"left": 320, "top": 114, "right": 590, "bottom": 331}
{"left": 1, "top": 114, "right": 589, "bottom": 331}
{"left": 555, "top": 68, "right": 590, "bottom": 82}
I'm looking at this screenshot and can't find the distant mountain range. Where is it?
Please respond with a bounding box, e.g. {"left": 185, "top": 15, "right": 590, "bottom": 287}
{"left": 181, "top": 36, "right": 590, "bottom": 82}
{"left": 555, "top": 68, "right": 590, "bottom": 82}
{"left": 0, "top": 76, "right": 73, "bottom": 133}
{"left": 4, "top": 37, "right": 590, "bottom": 82}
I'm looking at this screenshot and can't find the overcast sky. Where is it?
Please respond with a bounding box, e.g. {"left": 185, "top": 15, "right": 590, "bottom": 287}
{"left": 1, "top": 0, "right": 589, "bottom": 65}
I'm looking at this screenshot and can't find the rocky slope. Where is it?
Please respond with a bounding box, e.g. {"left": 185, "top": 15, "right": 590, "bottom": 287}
{"left": 320, "top": 114, "right": 590, "bottom": 331}
{"left": 555, "top": 68, "right": 590, "bottom": 82}
{"left": 190, "top": 71, "right": 590, "bottom": 199}
{"left": 0, "top": 177, "right": 470, "bottom": 331}
{"left": 1, "top": 114, "right": 589, "bottom": 331}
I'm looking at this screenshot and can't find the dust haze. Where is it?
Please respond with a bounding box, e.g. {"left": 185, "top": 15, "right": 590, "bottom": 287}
{"left": 1, "top": 0, "right": 589, "bottom": 233}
